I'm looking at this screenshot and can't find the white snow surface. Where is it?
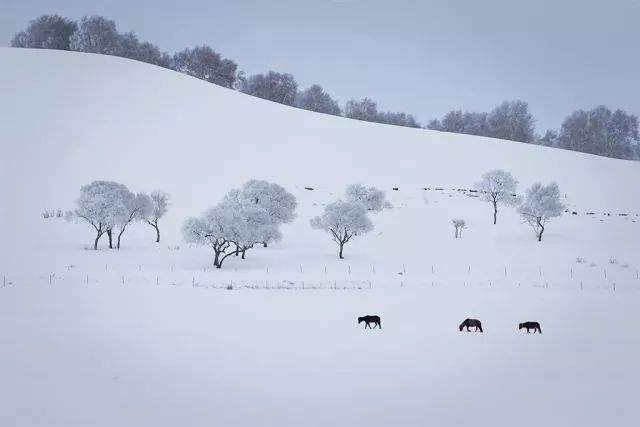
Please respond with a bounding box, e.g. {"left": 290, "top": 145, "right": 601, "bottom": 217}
{"left": 1, "top": 48, "right": 640, "bottom": 426}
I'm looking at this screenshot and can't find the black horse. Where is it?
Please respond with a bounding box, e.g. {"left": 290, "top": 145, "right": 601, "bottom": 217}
{"left": 459, "top": 318, "right": 483, "bottom": 332}
{"left": 519, "top": 321, "right": 542, "bottom": 333}
{"left": 358, "top": 315, "right": 382, "bottom": 329}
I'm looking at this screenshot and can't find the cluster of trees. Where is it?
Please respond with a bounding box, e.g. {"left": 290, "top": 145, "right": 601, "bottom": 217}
{"left": 428, "top": 101, "right": 639, "bottom": 160}
{"left": 428, "top": 101, "right": 536, "bottom": 144}
{"left": 475, "top": 170, "right": 564, "bottom": 242}
{"left": 68, "top": 181, "right": 169, "bottom": 250}
{"left": 182, "top": 180, "right": 296, "bottom": 268}
{"left": 11, "top": 14, "right": 420, "bottom": 128}
{"left": 311, "top": 184, "right": 389, "bottom": 259}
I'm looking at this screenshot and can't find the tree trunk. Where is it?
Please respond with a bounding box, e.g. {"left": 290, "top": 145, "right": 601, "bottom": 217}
{"left": 241, "top": 250, "right": 246, "bottom": 259}
{"left": 493, "top": 202, "right": 498, "bottom": 225}
{"left": 107, "top": 229, "right": 113, "bottom": 249}
{"left": 339, "top": 243, "right": 344, "bottom": 259}
{"left": 154, "top": 224, "right": 160, "bottom": 243}
{"left": 537, "top": 219, "right": 544, "bottom": 242}
{"left": 117, "top": 226, "right": 126, "bottom": 249}
{"left": 213, "top": 251, "right": 221, "bottom": 268}
{"left": 94, "top": 233, "right": 102, "bottom": 250}
{"left": 263, "top": 242, "right": 268, "bottom": 248}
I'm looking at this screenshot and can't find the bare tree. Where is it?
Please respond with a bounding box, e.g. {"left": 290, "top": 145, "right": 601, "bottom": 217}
{"left": 452, "top": 219, "right": 466, "bottom": 238}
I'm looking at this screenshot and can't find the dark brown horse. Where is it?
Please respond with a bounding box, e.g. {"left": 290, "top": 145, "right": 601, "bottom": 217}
{"left": 459, "top": 318, "right": 483, "bottom": 332}
{"left": 519, "top": 321, "right": 542, "bottom": 333}
{"left": 358, "top": 315, "right": 381, "bottom": 329}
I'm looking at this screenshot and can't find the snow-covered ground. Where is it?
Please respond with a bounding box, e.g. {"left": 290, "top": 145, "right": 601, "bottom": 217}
{"left": 1, "top": 48, "right": 640, "bottom": 426}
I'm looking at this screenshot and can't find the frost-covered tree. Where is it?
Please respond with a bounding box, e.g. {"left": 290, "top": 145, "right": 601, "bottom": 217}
{"left": 539, "top": 129, "right": 559, "bottom": 147}
{"left": 183, "top": 207, "right": 239, "bottom": 269}
{"left": 119, "top": 32, "right": 171, "bottom": 68}
{"left": 377, "top": 111, "right": 421, "bottom": 128}
{"left": 487, "top": 100, "right": 535, "bottom": 143}
{"left": 183, "top": 203, "right": 255, "bottom": 268}
{"left": 68, "top": 181, "right": 130, "bottom": 250}
{"left": 452, "top": 219, "right": 466, "bottom": 238}
{"left": 69, "top": 16, "right": 122, "bottom": 56}
{"left": 238, "top": 180, "right": 297, "bottom": 247}
{"left": 295, "top": 85, "right": 342, "bottom": 116}
{"left": 345, "top": 184, "right": 389, "bottom": 212}
{"left": 518, "top": 182, "right": 564, "bottom": 242}
{"left": 344, "top": 98, "right": 379, "bottom": 122}
{"left": 475, "top": 170, "right": 520, "bottom": 225}
{"left": 144, "top": 191, "right": 169, "bottom": 243}
{"left": 310, "top": 201, "right": 373, "bottom": 259}
{"left": 10, "top": 15, "right": 77, "bottom": 50}
{"left": 226, "top": 194, "right": 278, "bottom": 259}
{"left": 115, "top": 192, "right": 152, "bottom": 249}
{"left": 239, "top": 71, "right": 298, "bottom": 105}
{"left": 557, "top": 106, "right": 639, "bottom": 160}
{"left": 173, "top": 46, "right": 238, "bottom": 88}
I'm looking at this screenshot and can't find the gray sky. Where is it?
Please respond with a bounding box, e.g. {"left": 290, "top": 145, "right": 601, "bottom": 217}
{"left": 2, "top": 0, "right": 639, "bottom": 131}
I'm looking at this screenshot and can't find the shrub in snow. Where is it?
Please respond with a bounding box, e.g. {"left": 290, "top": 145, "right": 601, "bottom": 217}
{"left": 452, "top": 219, "right": 466, "bottom": 238}
{"left": 518, "top": 182, "right": 564, "bottom": 242}
{"left": 310, "top": 200, "right": 373, "bottom": 259}
{"left": 345, "top": 184, "right": 390, "bottom": 212}
{"left": 609, "top": 257, "right": 618, "bottom": 265}
{"left": 143, "top": 191, "right": 169, "bottom": 243}
{"left": 474, "top": 169, "right": 520, "bottom": 224}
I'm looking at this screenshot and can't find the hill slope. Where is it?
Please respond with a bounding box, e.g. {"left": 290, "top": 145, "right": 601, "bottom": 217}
{"left": 1, "top": 48, "right": 639, "bottom": 427}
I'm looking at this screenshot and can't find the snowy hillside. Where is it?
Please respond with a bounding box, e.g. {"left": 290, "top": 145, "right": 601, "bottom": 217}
{"left": 1, "top": 48, "right": 640, "bottom": 427}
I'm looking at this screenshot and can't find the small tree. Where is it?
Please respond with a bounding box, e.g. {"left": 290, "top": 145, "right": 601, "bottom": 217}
{"left": 518, "top": 182, "right": 564, "bottom": 242}
{"left": 115, "top": 192, "right": 152, "bottom": 249}
{"left": 452, "top": 219, "right": 466, "bottom": 238}
{"left": 310, "top": 201, "right": 373, "bottom": 259}
{"left": 144, "top": 191, "right": 169, "bottom": 243}
{"left": 345, "top": 184, "right": 390, "bottom": 212}
{"left": 475, "top": 169, "right": 520, "bottom": 224}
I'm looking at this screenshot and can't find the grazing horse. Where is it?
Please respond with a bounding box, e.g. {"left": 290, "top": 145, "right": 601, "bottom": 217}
{"left": 519, "top": 321, "right": 542, "bottom": 334}
{"left": 358, "top": 315, "right": 382, "bottom": 329}
{"left": 459, "top": 318, "right": 483, "bottom": 332}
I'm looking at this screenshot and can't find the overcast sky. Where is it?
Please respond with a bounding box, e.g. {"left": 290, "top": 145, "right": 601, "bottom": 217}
{"left": 1, "top": 0, "right": 639, "bottom": 131}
